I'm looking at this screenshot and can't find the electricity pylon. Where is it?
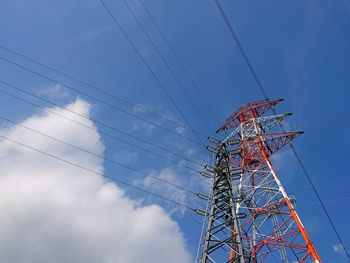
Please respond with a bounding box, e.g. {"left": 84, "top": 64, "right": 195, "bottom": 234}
{"left": 198, "top": 98, "right": 321, "bottom": 263}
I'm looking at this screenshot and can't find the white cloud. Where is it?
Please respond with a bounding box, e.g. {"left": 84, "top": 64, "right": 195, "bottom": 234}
{"left": 135, "top": 167, "right": 210, "bottom": 216}
{"left": 39, "top": 83, "right": 70, "bottom": 99}
{"left": 131, "top": 121, "right": 155, "bottom": 133}
{"left": 77, "top": 25, "right": 114, "bottom": 42}
{"left": 114, "top": 151, "right": 139, "bottom": 164}
{"left": 136, "top": 168, "right": 188, "bottom": 215}
{"left": 0, "top": 99, "right": 191, "bottom": 263}
{"left": 185, "top": 148, "right": 196, "bottom": 156}
{"left": 175, "top": 125, "right": 187, "bottom": 135}
{"left": 333, "top": 243, "right": 345, "bottom": 254}
{"left": 131, "top": 103, "right": 186, "bottom": 136}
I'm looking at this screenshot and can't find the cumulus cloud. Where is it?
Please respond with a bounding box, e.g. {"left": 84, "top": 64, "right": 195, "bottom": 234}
{"left": 0, "top": 99, "right": 191, "bottom": 263}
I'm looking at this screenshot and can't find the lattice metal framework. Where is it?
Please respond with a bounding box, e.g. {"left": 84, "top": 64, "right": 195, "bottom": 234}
{"left": 199, "top": 98, "right": 321, "bottom": 263}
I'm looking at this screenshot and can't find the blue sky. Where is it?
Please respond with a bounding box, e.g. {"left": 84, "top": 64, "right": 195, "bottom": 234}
{"left": 0, "top": 0, "right": 349, "bottom": 262}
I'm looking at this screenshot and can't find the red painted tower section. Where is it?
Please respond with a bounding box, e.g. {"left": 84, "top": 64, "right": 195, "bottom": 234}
{"left": 200, "top": 99, "right": 321, "bottom": 263}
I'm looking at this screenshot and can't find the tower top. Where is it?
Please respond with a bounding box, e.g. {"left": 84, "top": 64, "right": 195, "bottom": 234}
{"left": 216, "top": 98, "right": 283, "bottom": 133}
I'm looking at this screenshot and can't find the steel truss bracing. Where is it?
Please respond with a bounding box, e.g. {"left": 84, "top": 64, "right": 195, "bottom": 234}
{"left": 199, "top": 99, "right": 321, "bottom": 263}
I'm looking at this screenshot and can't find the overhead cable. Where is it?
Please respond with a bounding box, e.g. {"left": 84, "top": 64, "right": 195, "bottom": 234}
{"left": 0, "top": 43, "right": 190, "bottom": 131}
{"left": 213, "top": 0, "right": 269, "bottom": 99}
{"left": 138, "top": 0, "right": 222, "bottom": 127}
{"left": 0, "top": 55, "right": 205, "bottom": 144}
{"left": 0, "top": 114, "right": 200, "bottom": 195}
{"left": 0, "top": 134, "right": 195, "bottom": 211}
{"left": 98, "top": 0, "right": 204, "bottom": 145}
{"left": 123, "top": 0, "right": 213, "bottom": 133}
{"left": 0, "top": 80, "right": 204, "bottom": 169}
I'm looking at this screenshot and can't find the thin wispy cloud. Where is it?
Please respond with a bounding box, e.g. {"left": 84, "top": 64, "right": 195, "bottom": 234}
{"left": 333, "top": 243, "right": 345, "bottom": 254}
{"left": 77, "top": 25, "right": 114, "bottom": 42}
{"left": 39, "top": 83, "right": 70, "bottom": 99}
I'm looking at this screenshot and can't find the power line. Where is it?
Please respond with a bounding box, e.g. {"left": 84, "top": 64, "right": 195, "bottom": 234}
{"left": 0, "top": 80, "right": 204, "bottom": 169}
{"left": 303, "top": 146, "right": 350, "bottom": 161}
{"left": 291, "top": 178, "right": 350, "bottom": 193}
{"left": 213, "top": 0, "right": 350, "bottom": 260}
{"left": 0, "top": 114, "right": 200, "bottom": 196}
{"left": 0, "top": 133, "right": 195, "bottom": 211}
{"left": 289, "top": 146, "right": 350, "bottom": 260}
{"left": 138, "top": 0, "right": 222, "bottom": 128}
{"left": 123, "top": 0, "right": 213, "bottom": 133}
{"left": 0, "top": 55, "right": 205, "bottom": 145}
{"left": 0, "top": 43, "right": 190, "bottom": 131}
{"left": 0, "top": 84, "right": 202, "bottom": 172}
{"left": 98, "top": 0, "right": 204, "bottom": 145}
{"left": 299, "top": 196, "right": 350, "bottom": 209}
{"left": 213, "top": 0, "right": 269, "bottom": 99}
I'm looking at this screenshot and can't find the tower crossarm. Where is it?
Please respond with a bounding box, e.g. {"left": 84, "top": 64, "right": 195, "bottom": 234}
{"left": 221, "top": 131, "right": 302, "bottom": 170}
{"left": 216, "top": 98, "right": 283, "bottom": 133}
{"left": 255, "top": 131, "right": 303, "bottom": 157}
{"left": 255, "top": 113, "right": 292, "bottom": 132}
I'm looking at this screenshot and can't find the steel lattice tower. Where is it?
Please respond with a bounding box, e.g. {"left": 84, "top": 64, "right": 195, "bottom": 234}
{"left": 199, "top": 98, "right": 321, "bottom": 263}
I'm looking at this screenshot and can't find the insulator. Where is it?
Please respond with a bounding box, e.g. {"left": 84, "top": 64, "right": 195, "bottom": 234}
{"left": 194, "top": 208, "right": 208, "bottom": 217}
{"left": 289, "top": 195, "right": 296, "bottom": 204}
{"left": 207, "top": 136, "right": 221, "bottom": 145}
{"left": 227, "top": 139, "right": 241, "bottom": 146}
{"left": 226, "top": 212, "right": 247, "bottom": 226}
{"left": 221, "top": 167, "right": 229, "bottom": 173}
{"left": 206, "top": 145, "right": 219, "bottom": 154}
{"left": 231, "top": 174, "right": 241, "bottom": 180}
{"left": 200, "top": 171, "right": 212, "bottom": 178}
{"left": 228, "top": 148, "right": 241, "bottom": 156}
{"left": 230, "top": 168, "right": 242, "bottom": 176}
{"left": 237, "top": 212, "right": 247, "bottom": 219}
{"left": 230, "top": 168, "right": 242, "bottom": 180}
{"left": 204, "top": 164, "right": 216, "bottom": 173}
{"left": 196, "top": 193, "right": 209, "bottom": 201}
{"left": 234, "top": 197, "right": 243, "bottom": 203}
{"left": 272, "top": 196, "right": 297, "bottom": 210}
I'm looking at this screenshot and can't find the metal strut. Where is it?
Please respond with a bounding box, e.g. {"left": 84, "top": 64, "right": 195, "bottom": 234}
{"left": 201, "top": 145, "right": 244, "bottom": 263}
{"left": 199, "top": 98, "right": 321, "bottom": 263}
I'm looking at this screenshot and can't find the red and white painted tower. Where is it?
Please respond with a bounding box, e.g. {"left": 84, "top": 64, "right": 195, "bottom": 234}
{"left": 199, "top": 98, "right": 321, "bottom": 263}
